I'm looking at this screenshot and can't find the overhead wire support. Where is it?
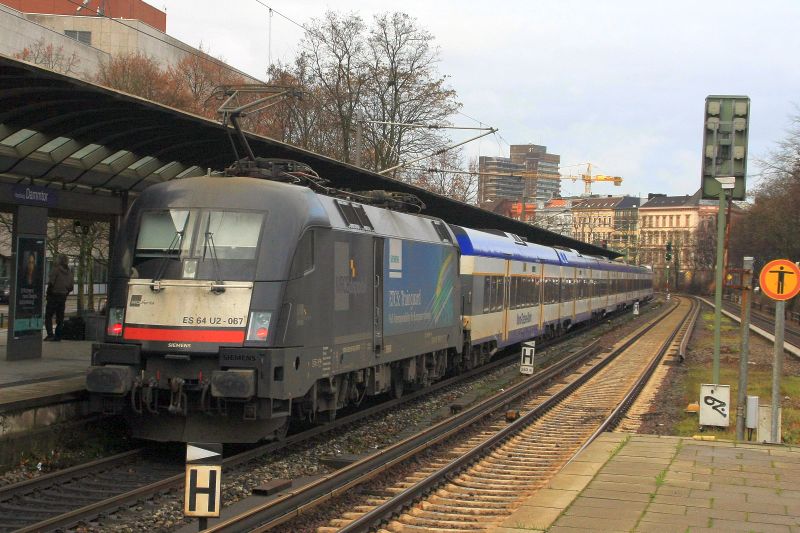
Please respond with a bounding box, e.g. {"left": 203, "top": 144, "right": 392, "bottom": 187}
{"left": 378, "top": 127, "right": 498, "bottom": 175}
{"left": 364, "top": 120, "right": 496, "bottom": 131}
{"left": 216, "top": 84, "right": 303, "bottom": 162}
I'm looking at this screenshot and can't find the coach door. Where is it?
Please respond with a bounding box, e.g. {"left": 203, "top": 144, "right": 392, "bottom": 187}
{"left": 373, "top": 238, "right": 384, "bottom": 354}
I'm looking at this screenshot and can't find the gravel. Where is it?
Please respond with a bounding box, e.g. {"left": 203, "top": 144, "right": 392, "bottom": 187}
{"left": 66, "top": 304, "right": 657, "bottom": 532}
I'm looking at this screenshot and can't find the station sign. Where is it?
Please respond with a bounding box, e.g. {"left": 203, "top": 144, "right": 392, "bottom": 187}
{"left": 520, "top": 341, "right": 535, "bottom": 375}
{"left": 759, "top": 259, "right": 800, "bottom": 301}
{"left": 701, "top": 95, "right": 749, "bottom": 200}
{"left": 184, "top": 443, "right": 223, "bottom": 518}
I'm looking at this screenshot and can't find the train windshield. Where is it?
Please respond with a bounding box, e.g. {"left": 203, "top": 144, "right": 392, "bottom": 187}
{"left": 135, "top": 209, "right": 193, "bottom": 258}
{"left": 195, "top": 211, "right": 263, "bottom": 260}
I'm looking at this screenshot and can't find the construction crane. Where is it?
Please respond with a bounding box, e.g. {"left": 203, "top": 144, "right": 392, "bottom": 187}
{"left": 561, "top": 163, "right": 622, "bottom": 196}
{"left": 511, "top": 163, "right": 622, "bottom": 197}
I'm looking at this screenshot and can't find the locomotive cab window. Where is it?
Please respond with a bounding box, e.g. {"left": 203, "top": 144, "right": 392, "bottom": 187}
{"left": 135, "top": 209, "right": 193, "bottom": 259}
{"left": 194, "top": 210, "right": 264, "bottom": 260}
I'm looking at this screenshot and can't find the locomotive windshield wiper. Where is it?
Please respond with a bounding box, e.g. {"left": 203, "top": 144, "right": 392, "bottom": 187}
{"left": 150, "top": 211, "right": 190, "bottom": 291}
{"left": 151, "top": 229, "right": 183, "bottom": 291}
{"left": 203, "top": 231, "right": 226, "bottom": 293}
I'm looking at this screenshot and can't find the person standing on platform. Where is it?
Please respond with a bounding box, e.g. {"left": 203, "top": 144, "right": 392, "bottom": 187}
{"left": 44, "top": 255, "right": 73, "bottom": 341}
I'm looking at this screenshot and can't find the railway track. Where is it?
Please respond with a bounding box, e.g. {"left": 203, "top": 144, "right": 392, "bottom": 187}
{"left": 719, "top": 299, "right": 800, "bottom": 351}
{"left": 204, "top": 297, "right": 694, "bottom": 533}
{"left": 615, "top": 297, "right": 700, "bottom": 433}
{"left": 0, "top": 304, "right": 652, "bottom": 532}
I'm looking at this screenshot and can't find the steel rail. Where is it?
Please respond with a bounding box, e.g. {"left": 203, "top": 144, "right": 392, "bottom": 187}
{"left": 203, "top": 340, "right": 601, "bottom": 533}
{"left": 679, "top": 297, "right": 701, "bottom": 360}
{"left": 334, "top": 298, "right": 686, "bottom": 533}
{"left": 570, "top": 296, "right": 697, "bottom": 463}
{"left": 698, "top": 296, "right": 800, "bottom": 358}
{"left": 0, "top": 449, "right": 143, "bottom": 503}
{"left": 6, "top": 304, "right": 654, "bottom": 532}
{"left": 7, "top": 332, "right": 535, "bottom": 532}
{"left": 205, "top": 300, "right": 673, "bottom": 532}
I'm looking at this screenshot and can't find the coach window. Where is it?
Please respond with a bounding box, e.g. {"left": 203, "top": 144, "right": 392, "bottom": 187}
{"left": 510, "top": 277, "right": 519, "bottom": 309}
{"left": 483, "top": 276, "right": 491, "bottom": 313}
{"left": 492, "top": 276, "right": 503, "bottom": 311}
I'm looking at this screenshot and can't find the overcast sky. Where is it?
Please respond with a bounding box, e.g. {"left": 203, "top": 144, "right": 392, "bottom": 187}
{"left": 161, "top": 0, "right": 799, "bottom": 199}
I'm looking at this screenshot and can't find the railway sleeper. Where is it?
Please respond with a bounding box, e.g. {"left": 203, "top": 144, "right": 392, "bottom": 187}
{"left": 435, "top": 489, "right": 512, "bottom": 502}
{"left": 426, "top": 495, "right": 510, "bottom": 510}
{"left": 418, "top": 501, "right": 508, "bottom": 516}
{"left": 400, "top": 514, "right": 492, "bottom": 528}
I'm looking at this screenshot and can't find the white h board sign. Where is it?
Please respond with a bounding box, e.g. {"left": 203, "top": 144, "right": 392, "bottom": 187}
{"left": 184, "top": 465, "right": 222, "bottom": 517}
{"left": 520, "top": 341, "right": 535, "bottom": 375}
{"left": 185, "top": 442, "right": 223, "bottom": 518}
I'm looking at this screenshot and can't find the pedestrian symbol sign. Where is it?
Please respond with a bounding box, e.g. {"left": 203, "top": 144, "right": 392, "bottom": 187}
{"left": 759, "top": 259, "right": 800, "bottom": 301}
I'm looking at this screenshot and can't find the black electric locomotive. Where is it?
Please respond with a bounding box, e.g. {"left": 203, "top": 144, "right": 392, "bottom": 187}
{"left": 86, "top": 159, "right": 652, "bottom": 443}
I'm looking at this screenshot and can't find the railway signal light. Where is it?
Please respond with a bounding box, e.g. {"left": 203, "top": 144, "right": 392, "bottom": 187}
{"left": 701, "top": 95, "right": 749, "bottom": 200}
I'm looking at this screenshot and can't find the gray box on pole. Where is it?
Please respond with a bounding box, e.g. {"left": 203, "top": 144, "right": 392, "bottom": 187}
{"left": 745, "top": 396, "right": 759, "bottom": 430}
{"left": 757, "top": 405, "right": 782, "bottom": 444}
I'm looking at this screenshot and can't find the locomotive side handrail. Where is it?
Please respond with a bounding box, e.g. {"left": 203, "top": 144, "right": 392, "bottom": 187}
{"left": 127, "top": 280, "right": 253, "bottom": 290}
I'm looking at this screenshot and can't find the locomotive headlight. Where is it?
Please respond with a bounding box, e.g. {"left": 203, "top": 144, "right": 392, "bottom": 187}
{"left": 246, "top": 311, "right": 272, "bottom": 342}
{"left": 107, "top": 307, "right": 125, "bottom": 337}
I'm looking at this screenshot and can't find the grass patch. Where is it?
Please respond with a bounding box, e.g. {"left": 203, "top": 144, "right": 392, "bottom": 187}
{"left": 673, "top": 362, "right": 800, "bottom": 442}
{"left": 671, "top": 311, "right": 800, "bottom": 443}
{"left": 655, "top": 468, "right": 667, "bottom": 486}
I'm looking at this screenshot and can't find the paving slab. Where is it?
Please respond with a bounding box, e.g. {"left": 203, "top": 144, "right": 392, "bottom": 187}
{"left": 492, "top": 434, "right": 800, "bottom": 533}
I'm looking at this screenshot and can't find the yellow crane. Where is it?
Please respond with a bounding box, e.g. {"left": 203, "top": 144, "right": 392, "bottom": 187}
{"left": 513, "top": 163, "right": 622, "bottom": 197}
{"left": 562, "top": 162, "right": 622, "bottom": 196}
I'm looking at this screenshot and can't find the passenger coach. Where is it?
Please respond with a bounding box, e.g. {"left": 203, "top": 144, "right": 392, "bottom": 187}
{"left": 452, "top": 226, "right": 652, "bottom": 356}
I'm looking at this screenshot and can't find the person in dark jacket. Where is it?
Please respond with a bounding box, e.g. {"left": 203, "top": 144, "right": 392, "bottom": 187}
{"left": 44, "top": 255, "right": 74, "bottom": 341}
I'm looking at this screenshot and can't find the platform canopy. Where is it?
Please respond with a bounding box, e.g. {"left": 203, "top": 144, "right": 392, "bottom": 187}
{"left": 0, "top": 56, "right": 618, "bottom": 258}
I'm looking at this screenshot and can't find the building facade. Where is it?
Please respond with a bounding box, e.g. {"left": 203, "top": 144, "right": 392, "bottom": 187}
{"left": 477, "top": 156, "right": 525, "bottom": 206}
{"left": 572, "top": 196, "right": 621, "bottom": 248}
{"left": 0, "top": 0, "right": 259, "bottom": 82}
{"left": 509, "top": 144, "right": 561, "bottom": 201}
{"left": 533, "top": 197, "right": 574, "bottom": 237}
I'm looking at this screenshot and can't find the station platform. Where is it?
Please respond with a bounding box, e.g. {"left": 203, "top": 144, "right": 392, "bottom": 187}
{"left": 492, "top": 433, "right": 800, "bottom": 533}
{"left": 0, "top": 337, "right": 92, "bottom": 413}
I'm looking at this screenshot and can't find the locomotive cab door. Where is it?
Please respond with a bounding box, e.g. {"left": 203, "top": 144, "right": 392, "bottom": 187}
{"left": 373, "top": 237, "right": 384, "bottom": 354}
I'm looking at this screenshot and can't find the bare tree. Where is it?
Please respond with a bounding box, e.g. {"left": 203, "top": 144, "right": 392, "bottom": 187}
{"left": 361, "top": 12, "right": 461, "bottom": 173}
{"left": 15, "top": 38, "right": 81, "bottom": 76}
{"left": 405, "top": 148, "right": 477, "bottom": 203}
{"left": 167, "top": 44, "right": 244, "bottom": 118}
{"left": 299, "top": 11, "right": 368, "bottom": 163}
{"left": 732, "top": 112, "right": 800, "bottom": 263}
{"left": 95, "top": 52, "right": 172, "bottom": 102}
